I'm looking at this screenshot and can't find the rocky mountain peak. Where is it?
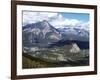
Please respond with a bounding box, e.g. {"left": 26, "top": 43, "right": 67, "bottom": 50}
{"left": 22, "top": 20, "right": 62, "bottom": 47}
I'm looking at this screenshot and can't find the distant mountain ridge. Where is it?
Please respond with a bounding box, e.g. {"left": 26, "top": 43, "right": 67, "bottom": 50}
{"left": 58, "top": 27, "right": 89, "bottom": 41}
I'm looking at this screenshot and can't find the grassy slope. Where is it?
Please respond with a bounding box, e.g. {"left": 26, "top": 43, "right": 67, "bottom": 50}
{"left": 22, "top": 51, "right": 89, "bottom": 69}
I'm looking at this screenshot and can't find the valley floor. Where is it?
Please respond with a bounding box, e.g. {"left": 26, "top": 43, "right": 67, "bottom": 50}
{"left": 22, "top": 46, "right": 89, "bottom": 68}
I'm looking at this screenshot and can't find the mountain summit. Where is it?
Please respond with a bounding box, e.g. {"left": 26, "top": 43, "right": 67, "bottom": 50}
{"left": 22, "top": 20, "right": 62, "bottom": 47}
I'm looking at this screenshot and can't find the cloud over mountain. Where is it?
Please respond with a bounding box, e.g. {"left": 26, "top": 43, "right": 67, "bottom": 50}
{"left": 23, "top": 11, "right": 89, "bottom": 31}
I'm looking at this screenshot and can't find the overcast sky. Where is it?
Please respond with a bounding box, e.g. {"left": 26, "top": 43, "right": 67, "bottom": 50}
{"left": 22, "top": 11, "right": 90, "bottom": 30}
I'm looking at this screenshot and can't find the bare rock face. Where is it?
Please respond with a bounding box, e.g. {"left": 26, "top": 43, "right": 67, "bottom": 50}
{"left": 70, "top": 43, "right": 80, "bottom": 53}
{"left": 22, "top": 20, "right": 62, "bottom": 47}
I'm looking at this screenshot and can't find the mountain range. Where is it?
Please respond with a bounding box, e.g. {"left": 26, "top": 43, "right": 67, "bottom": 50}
{"left": 58, "top": 27, "right": 89, "bottom": 41}
{"left": 22, "top": 20, "right": 89, "bottom": 49}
